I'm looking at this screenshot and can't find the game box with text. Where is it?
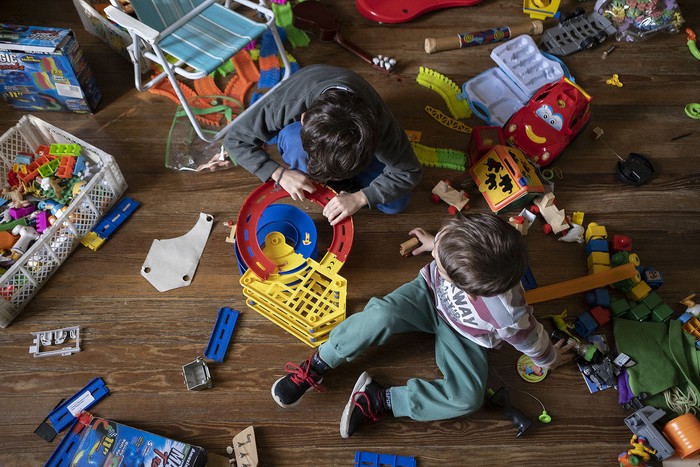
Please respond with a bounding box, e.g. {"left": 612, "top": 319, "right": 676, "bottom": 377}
{"left": 0, "top": 24, "right": 101, "bottom": 113}
{"left": 46, "top": 412, "right": 207, "bottom": 467}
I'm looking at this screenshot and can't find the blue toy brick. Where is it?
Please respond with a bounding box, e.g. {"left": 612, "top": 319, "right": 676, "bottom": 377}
{"left": 355, "top": 451, "right": 417, "bottom": 467}
{"left": 47, "top": 377, "right": 109, "bottom": 433}
{"left": 584, "top": 288, "right": 610, "bottom": 307}
{"left": 678, "top": 311, "right": 694, "bottom": 324}
{"left": 585, "top": 238, "right": 609, "bottom": 256}
{"left": 72, "top": 154, "right": 86, "bottom": 176}
{"left": 573, "top": 311, "right": 598, "bottom": 338}
{"left": 520, "top": 265, "right": 537, "bottom": 291}
{"left": 204, "top": 307, "right": 240, "bottom": 363}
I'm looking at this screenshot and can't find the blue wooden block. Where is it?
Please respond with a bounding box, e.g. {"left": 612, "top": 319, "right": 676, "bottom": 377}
{"left": 204, "top": 307, "right": 239, "bottom": 363}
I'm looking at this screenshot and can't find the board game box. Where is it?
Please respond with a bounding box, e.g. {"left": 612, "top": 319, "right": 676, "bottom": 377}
{"left": 0, "top": 24, "right": 101, "bottom": 113}
{"left": 46, "top": 412, "right": 207, "bottom": 467}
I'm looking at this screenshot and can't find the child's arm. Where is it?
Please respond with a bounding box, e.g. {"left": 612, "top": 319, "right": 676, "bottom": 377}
{"left": 408, "top": 228, "right": 435, "bottom": 255}
{"left": 545, "top": 338, "right": 577, "bottom": 370}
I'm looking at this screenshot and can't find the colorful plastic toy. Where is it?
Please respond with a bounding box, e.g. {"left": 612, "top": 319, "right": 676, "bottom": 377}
{"left": 355, "top": 0, "right": 484, "bottom": 24}
{"left": 81, "top": 197, "right": 140, "bottom": 251}
{"left": 539, "top": 10, "right": 617, "bottom": 56}
{"left": 504, "top": 77, "right": 592, "bottom": 167}
{"left": 469, "top": 144, "right": 545, "bottom": 214}
{"left": 523, "top": 0, "right": 561, "bottom": 20}
{"left": 204, "top": 307, "right": 239, "bottom": 363}
{"left": 236, "top": 181, "right": 354, "bottom": 347}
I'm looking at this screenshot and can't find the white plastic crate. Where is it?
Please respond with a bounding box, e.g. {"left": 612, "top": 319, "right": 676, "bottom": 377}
{"left": 0, "top": 115, "right": 127, "bottom": 328}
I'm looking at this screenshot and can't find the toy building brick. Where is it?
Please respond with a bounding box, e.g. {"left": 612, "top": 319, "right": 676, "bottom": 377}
{"left": 0, "top": 24, "right": 101, "bottom": 113}
{"left": 469, "top": 144, "right": 544, "bottom": 213}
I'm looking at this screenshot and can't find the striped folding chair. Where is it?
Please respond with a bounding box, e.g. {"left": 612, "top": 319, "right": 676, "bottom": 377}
{"left": 105, "top": 0, "right": 291, "bottom": 142}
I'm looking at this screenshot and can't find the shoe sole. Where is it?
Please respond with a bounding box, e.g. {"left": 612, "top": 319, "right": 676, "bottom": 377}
{"left": 339, "top": 371, "right": 372, "bottom": 438}
{"left": 270, "top": 375, "right": 322, "bottom": 409}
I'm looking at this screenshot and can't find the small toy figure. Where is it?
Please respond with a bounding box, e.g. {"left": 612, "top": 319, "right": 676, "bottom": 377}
{"left": 628, "top": 435, "right": 656, "bottom": 462}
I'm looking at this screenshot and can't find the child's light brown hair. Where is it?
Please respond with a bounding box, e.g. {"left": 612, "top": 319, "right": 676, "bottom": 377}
{"left": 437, "top": 212, "right": 528, "bottom": 297}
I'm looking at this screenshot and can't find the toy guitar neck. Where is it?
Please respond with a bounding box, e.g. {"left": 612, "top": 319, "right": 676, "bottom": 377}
{"left": 293, "top": 0, "right": 394, "bottom": 72}
{"left": 356, "top": 0, "right": 485, "bottom": 24}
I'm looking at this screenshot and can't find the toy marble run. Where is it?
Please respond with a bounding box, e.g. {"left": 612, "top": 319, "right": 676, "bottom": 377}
{"left": 236, "top": 180, "right": 354, "bottom": 347}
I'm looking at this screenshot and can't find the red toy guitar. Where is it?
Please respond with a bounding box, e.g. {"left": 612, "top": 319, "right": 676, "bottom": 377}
{"left": 293, "top": 0, "right": 396, "bottom": 72}
{"left": 356, "top": 0, "right": 485, "bottom": 24}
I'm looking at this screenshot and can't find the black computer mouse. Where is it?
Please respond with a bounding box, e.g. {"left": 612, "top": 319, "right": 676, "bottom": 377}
{"left": 616, "top": 153, "right": 654, "bottom": 185}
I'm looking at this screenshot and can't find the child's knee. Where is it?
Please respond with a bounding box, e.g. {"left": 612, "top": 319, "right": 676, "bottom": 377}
{"left": 376, "top": 195, "right": 410, "bottom": 215}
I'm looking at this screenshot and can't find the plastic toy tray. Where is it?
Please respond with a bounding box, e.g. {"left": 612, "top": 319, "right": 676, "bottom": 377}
{"left": 0, "top": 115, "right": 127, "bottom": 328}
{"left": 459, "top": 35, "right": 564, "bottom": 126}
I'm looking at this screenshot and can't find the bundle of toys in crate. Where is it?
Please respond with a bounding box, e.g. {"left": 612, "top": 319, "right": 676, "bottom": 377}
{"left": 0, "top": 115, "right": 126, "bottom": 327}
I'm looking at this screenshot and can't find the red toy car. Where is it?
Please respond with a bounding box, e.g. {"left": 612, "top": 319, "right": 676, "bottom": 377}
{"left": 504, "top": 77, "right": 591, "bottom": 167}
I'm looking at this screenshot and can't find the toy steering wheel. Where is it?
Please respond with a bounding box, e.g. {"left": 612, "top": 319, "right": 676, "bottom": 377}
{"left": 235, "top": 180, "right": 354, "bottom": 281}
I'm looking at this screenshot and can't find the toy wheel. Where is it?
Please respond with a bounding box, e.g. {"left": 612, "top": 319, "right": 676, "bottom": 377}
{"left": 596, "top": 32, "right": 607, "bottom": 44}
{"left": 543, "top": 223, "right": 553, "bottom": 234}
{"left": 530, "top": 205, "right": 540, "bottom": 215}
{"left": 580, "top": 38, "right": 595, "bottom": 50}
{"left": 448, "top": 206, "right": 458, "bottom": 215}
{"left": 431, "top": 194, "right": 441, "bottom": 204}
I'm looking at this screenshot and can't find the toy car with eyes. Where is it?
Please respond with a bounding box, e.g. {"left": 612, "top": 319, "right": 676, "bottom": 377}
{"left": 504, "top": 77, "right": 591, "bottom": 167}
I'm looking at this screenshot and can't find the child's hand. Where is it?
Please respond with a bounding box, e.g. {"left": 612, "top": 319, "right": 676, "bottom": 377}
{"left": 323, "top": 191, "right": 368, "bottom": 226}
{"left": 543, "top": 339, "right": 577, "bottom": 371}
{"left": 408, "top": 228, "right": 435, "bottom": 255}
{"left": 278, "top": 168, "right": 316, "bottom": 202}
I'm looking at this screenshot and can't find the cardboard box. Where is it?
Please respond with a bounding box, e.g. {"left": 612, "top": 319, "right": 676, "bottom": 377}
{"left": 0, "top": 24, "right": 101, "bottom": 113}
{"left": 46, "top": 412, "right": 208, "bottom": 467}
{"left": 72, "top": 0, "right": 132, "bottom": 59}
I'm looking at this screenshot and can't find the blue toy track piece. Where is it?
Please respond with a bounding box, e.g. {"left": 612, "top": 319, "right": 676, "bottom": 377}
{"left": 234, "top": 203, "right": 318, "bottom": 274}
{"left": 204, "top": 307, "right": 240, "bottom": 363}
{"left": 45, "top": 418, "right": 84, "bottom": 466}
{"left": 354, "top": 451, "right": 417, "bottom": 467}
{"left": 90, "top": 197, "right": 140, "bottom": 240}
{"left": 47, "top": 377, "right": 109, "bottom": 434}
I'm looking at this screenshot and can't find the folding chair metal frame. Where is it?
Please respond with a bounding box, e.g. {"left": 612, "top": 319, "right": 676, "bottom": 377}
{"left": 105, "top": 0, "right": 291, "bottom": 143}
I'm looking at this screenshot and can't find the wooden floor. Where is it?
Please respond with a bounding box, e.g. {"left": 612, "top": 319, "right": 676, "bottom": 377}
{"left": 1, "top": 0, "right": 699, "bottom": 465}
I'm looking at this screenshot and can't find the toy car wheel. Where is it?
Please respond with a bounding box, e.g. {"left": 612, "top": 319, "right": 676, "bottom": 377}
{"left": 530, "top": 205, "right": 540, "bottom": 215}
{"left": 431, "top": 194, "right": 441, "bottom": 204}
{"left": 595, "top": 32, "right": 607, "bottom": 44}
{"left": 447, "top": 206, "right": 458, "bottom": 215}
{"left": 580, "top": 37, "right": 595, "bottom": 50}
{"left": 543, "top": 223, "right": 553, "bottom": 234}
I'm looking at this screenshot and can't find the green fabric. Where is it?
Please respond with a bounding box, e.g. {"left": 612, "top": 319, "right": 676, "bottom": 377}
{"left": 613, "top": 318, "right": 700, "bottom": 411}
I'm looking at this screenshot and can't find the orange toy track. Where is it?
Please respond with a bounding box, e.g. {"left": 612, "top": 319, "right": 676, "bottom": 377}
{"left": 149, "top": 77, "right": 224, "bottom": 127}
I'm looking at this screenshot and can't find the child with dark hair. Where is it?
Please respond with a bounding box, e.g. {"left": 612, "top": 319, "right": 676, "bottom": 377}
{"left": 224, "top": 64, "right": 422, "bottom": 226}
{"left": 270, "top": 212, "right": 575, "bottom": 438}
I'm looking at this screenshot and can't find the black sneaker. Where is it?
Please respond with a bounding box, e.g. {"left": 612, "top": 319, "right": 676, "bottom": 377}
{"left": 339, "top": 372, "right": 386, "bottom": 438}
{"left": 271, "top": 356, "right": 326, "bottom": 408}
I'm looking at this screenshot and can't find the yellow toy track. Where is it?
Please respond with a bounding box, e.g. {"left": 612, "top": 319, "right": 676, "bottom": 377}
{"left": 416, "top": 67, "right": 472, "bottom": 119}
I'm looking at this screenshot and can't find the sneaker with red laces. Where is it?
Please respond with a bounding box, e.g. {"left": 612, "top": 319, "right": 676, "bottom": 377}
{"left": 339, "top": 372, "right": 387, "bottom": 438}
{"left": 271, "top": 356, "right": 326, "bottom": 408}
